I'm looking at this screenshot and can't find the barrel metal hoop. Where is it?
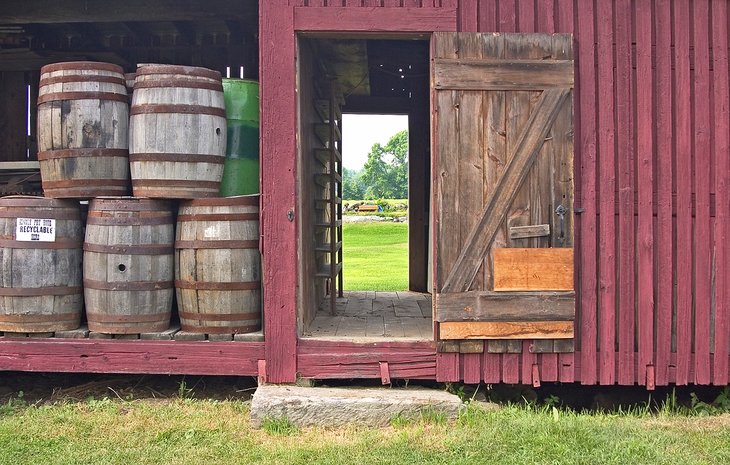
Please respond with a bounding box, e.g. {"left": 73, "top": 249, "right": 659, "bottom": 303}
{"left": 85, "top": 215, "right": 173, "bottom": 226}
{"left": 83, "top": 279, "right": 174, "bottom": 291}
{"left": 132, "top": 180, "right": 221, "bottom": 189}
{"left": 83, "top": 243, "right": 174, "bottom": 255}
{"left": 180, "top": 324, "right": 261, "bottom": 334}
{"left": 133, "top": 79, "right": 223, "bottom": 92}
{"left": 37, "top": 148, "right": 129, "bottom": 160}
{"left": 89, "top": 199, "right": 174, "bottom": 212}
{"left": 0, "top": 312, "right": 80, "bottom": 322}
{"left": 0, "top": 211, "right": 79, "bottom": 220}
{"left": 0, "top": 239, "right": 82, "bottom": 249}
{"left": 129, "top": 153, "right": 225, "bottom": 164}
{"left": 39, "top": 75, "right": 126, "bottom": 87}
{"left": 176, "top": 213, "right": 258, "bottom": 222}
{"left": 178, "top": 310, "right": 260, "bottom": 322}
{"left": 174, "top": 280, "right": 260, "bottom": 291}
{"left": 37, "top": 92, "right": 128, "bottom": 105}
{"left": 43, "top": 179, "right": 129, "bottom": 189}
{"left": 85, "top": 311, "right": 171, "bottom": 323}
{"left": 130, "top": 104, "right": 225, "bottom": 118}
{"left": 41, "top": 62, "right": 125, "bottom": 74}
{"left": 181, "top": 196, "right": 259, "bottom": 208}
{"left": 0, "top": 286, "right": 82, "bottom": 297}
{"left": 135, "top": 65, "right": 222, "bottom": 81}
{"left": 174, "top": 240, "right": 259, "bottom": 250}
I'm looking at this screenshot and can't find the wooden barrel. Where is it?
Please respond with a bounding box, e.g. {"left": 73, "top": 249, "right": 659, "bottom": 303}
{"left": 175, "top": 196, "right": 261, "bottom": 333}
{"left": 0, "top": 196, "right": 83, "bottom": 332}
{"left": 83, "top": 197, "right": 174, "bottom": 333}
{"left": 37, "top": 61, "right": 130, "bottom": 199}
{"left": 129, "top": 64, "right": 226, "bottom": 199}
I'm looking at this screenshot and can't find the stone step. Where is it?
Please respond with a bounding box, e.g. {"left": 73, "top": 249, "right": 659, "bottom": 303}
{"left": 250, "top": 385, "right": 462, "bottom": 428}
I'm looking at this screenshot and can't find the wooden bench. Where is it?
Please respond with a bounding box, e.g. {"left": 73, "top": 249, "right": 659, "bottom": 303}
{"left": 358, "top": 204, "right": 378, "bottom": 212}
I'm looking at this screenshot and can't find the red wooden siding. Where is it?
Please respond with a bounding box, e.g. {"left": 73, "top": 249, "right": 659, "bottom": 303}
{"left": 431, "top": 0, "right": 730, "bottom": 386}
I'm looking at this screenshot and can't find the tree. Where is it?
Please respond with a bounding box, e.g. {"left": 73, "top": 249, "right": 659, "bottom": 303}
{"left": 342, "top": 167, "right": 365, "bottom": 200}
{"left": 359, "top": 130, "right": 408, "bottom": 199}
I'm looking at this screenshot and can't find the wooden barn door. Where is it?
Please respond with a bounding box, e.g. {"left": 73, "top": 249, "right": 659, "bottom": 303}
{"left": 432, "top": 32, "right": 575, "bottom": 353}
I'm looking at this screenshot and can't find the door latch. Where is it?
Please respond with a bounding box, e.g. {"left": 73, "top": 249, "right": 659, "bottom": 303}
{"left": 555, "top": 204, "right": 566, "bottom": 245}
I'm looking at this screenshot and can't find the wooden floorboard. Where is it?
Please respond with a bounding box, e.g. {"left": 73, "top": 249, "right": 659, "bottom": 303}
{"left": 305, "top": 291, "right": 432, "bottom": 341}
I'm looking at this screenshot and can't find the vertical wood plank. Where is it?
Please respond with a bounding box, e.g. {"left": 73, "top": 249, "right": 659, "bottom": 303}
{"left": 712, "top": 0, "right": 730, "bottom": 386}
{"left": 462, "top": 353, "right": 482, "bottom": 383}
{"left": 482, "top": 346, "right": 502, "bottom": 382}
{"left": 536, "top": 0, "right": 554, "bottom": 33}
{"left": 577, "top": 0, "right": 598, "bottom": 385}
{"left": 478, "top": 0, "right": 498, "bottom": 32}
{"left": 540, "top": 353, "right": 559, "bottom": 382}
{"left": 436, "top": 353, "right": 461, "bottom": 381}
{"left": 502, "top": 353, "right": 520, "bottom": 383}
{"left": 596, "top": 0, "right": 616, "bottom": 386}
{"left": 635, "top": 0, "right": 655, "bottom": 386}
{"left": 655, "top": 0, "right": 673, "bottom": 386}
{"left": 459, "top": 35, "right": 486, "bottom": 292}
{"left": 555, "top": 0, "right": 573, "bottom": 33}
{"left": 559, "top": 352, "right": 574, "bottom": 382}
{"left": 482, "top": 34, "right": 506, "bottom": 289}
{"left": 498, "top": 0, "right": 517, "bottom": 32}
{"left": 692, "top": 0, "right": 712, "bottom": 386}
{"left": 261, "top": 2, "right": 298, "bottom": 383}
{"left": 674, "top": 0, "right": 692, "bottom": 386}
{"left": 615, "top": 0, "right": 635, "bottom": 386}
{"left": 460, "top": 0, "right": 478, "bottom": 32}
{"left": 517, "top": 0, "right": 535, "bottom": 32}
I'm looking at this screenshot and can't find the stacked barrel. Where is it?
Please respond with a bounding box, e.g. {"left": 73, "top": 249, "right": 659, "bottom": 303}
{"left": 0, "top": 61, "right": 261, "bottom": 339}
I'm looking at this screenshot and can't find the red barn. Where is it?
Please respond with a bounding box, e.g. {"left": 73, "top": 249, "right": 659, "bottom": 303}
{"left": 0, "top": 0, "right": 726, "bottom": 388}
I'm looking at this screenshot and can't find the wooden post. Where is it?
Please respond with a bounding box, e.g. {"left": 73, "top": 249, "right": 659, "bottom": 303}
{"left": 261, "top": 2, "right": 298, "bottom": 383}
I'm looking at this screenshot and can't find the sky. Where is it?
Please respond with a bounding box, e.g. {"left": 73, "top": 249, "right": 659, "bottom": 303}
{"left": 341, "top": 114, "right": 408, "bottom": 170}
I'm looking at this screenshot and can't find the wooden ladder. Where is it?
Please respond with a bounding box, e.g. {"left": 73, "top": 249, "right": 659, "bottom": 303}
{"left": 313, "top": 78, "right": 344, "bottom": 315}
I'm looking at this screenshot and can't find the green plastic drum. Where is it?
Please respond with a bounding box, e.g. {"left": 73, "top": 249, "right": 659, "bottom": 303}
{"left": 220, "top": 79, "right": 259, "bottom": 196}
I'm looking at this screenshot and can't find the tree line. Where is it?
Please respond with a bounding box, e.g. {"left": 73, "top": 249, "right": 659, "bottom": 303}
{"left": 343, "top": 129, "right": 408, "bottom": 200}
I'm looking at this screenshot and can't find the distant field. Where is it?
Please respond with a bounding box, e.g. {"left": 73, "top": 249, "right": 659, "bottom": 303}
{"left": 342, "top": 221, "right": 408, "bottom": 291}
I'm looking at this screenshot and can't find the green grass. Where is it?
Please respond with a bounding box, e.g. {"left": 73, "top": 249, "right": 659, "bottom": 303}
{"left": 342, "top": 221, "right": 408, "bottom": 291}
{"left": 2, "top": 398, "right": 730, "bottom": 465}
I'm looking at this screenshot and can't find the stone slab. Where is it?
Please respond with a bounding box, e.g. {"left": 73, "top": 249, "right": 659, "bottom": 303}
{"left": 250, "top": 385, "right": 462, "bottom": 428}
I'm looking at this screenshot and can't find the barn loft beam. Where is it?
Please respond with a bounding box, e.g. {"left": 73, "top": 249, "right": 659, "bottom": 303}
{"left": 0, "top": 0, "right": 257, "bottom": 24}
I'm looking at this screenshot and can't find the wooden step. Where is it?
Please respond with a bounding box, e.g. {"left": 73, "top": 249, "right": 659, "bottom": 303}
{"left": 315, "top": 220, "right": 342, "bottom": 228}
{"left": 315, "top": 241, "right": 343, "bottom": 253}
{"left": 314, "top": 172, "right": 342, "bottom": 187}
{"left": 315, "top": 123, "right": 342, "bottom": 147}
{"left": 316, "top": 262, "right": 343, "bottom": 277}
{"left": 314, "top": 99, "right": 342, "bottom": 123}
{"left": 315, "top": 198, "right": 342, "bottom": 210}
{"left": 314, "top": 148, "right": 342, "bottom": 165}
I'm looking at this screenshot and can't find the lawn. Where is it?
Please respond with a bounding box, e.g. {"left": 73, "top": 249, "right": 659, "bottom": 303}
{"left": 2, "top": 397, "right": 730, "bottom": 465}
{"left": 342, "top": 221, "right": 408, "bottom": 291}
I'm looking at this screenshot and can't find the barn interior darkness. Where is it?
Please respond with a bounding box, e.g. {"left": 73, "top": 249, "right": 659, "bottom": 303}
{"left": 297, "top": 36, "right": 431, "bottom": 338}
{"left": 0, "top": 0, "right": 258, "bottom": 189}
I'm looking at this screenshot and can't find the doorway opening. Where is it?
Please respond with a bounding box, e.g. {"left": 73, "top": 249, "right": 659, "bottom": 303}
{"left": 297, "top": 36, "right": 432, "bottom": 340}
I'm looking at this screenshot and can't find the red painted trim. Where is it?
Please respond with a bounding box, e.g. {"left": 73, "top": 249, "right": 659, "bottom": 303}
{"left": 654, "top": 0, "right": 673, "bottom": 387}
{"left": 298, "top": 340, "right": 436, "bottom": 379}
{"left": 674, "top": 0, "right": 692, "bottom": 386}
{"left": 596, "top": 0, "right": 616, "bottom": 386}
{"left": 615, "top": 0, "right": 635, "bottom": 387}
{"left": 712, "top": 0, "right": 730, "bottom": 387}
{"left": 260, "top": 2, "right": 298, "bottom": 383}
{"left": 635, "top": 0, "right": 654, "bottom": 387}
{"left": 576, "top": 0, "right": 598, "bottom": 387}
{"left": 692, "top": 0, "right": 712, "bottom": 386}
{"left": 294, "top": 6, "right": 457, "bottom": 32}
{"left": 0, "top": 340, "right": 264, "bottom": 376}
